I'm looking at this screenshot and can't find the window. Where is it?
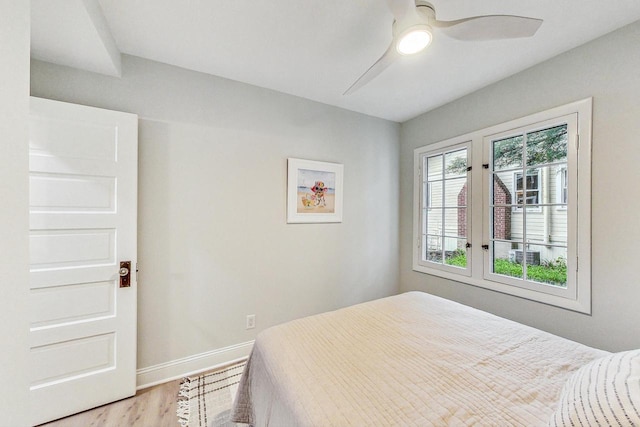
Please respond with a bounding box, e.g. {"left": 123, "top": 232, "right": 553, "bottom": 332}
{"left": 513, "top": 170, "right": 540, "bottom": 208}
{"left": 486, "top": 122, "right": 570, "bottom": 293}
{"left": 556, "top": 167, "right": 568, "bottom": 206}
{"left": 413, "top": 99, "right": 592, "bottom": 313}
{"left": 415, "top": 141, "right": 471, "bottom": 276}
{"left": 425, "top": 182, "right": 433, "bottom": 209}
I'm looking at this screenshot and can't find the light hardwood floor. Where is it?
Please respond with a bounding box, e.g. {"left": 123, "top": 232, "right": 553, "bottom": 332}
{"left": 39, "top": 378, "right": 182, "bottom": 427}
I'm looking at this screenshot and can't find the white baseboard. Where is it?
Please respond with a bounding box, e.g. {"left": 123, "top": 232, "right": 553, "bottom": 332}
{"left": 136, "top": 340, "right": 254, "bottom": 390}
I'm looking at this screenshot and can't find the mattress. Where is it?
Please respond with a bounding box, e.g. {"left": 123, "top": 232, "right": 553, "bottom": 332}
{"left": 231, "top": 291, "right": 607, "bottom": 426}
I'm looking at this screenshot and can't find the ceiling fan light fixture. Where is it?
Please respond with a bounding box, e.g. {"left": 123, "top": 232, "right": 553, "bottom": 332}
{"left": 344, "top": 1, "right": 543, "bottom": 95}
{"left": 396, "top": 25, "right": 432, "bottom": 55}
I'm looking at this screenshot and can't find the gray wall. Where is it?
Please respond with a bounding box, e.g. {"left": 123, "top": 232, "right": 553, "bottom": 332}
{"left": 400, "top": 21, "right": 640, "bottom": 352}
{"left": 0, "top": 1, "right": 30, "bottom": 424}
{"left": 31, "top": 55, "right": 400, "bottom": 370}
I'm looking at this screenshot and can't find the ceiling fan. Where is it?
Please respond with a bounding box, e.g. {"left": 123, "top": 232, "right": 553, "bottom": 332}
{"left": 343, "top": 0, "right": 543, "bottom": 95}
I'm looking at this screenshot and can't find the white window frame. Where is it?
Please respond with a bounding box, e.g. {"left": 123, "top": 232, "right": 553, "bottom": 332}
{"left": 413, "top": 138, "right": 472, "bottom": 277}
{"left": 412, "top": 98, "right": 592, "bottom": 314}
{"left": 484, "top": 114, "right": 576, "bottom": 300}
{"left": 512, "top": 169, "right": 542, "bottom": 213}
{"left": 556, "top": 167, "right": 568, "bottom": 209}
{"left": 426, "top": 181, "right": 433, "bottom": 209}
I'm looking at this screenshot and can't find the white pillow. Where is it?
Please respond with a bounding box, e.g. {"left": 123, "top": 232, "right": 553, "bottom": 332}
{"left": 549, "top": 349, "right": 640, "bottom": 426}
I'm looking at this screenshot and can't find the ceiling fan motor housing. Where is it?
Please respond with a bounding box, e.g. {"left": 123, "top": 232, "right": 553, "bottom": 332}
{"left": 416, "top": 1, "right": 436, "bottom": 19}
{"left": 391, "top": 1, "right": 435, "bottom": 55}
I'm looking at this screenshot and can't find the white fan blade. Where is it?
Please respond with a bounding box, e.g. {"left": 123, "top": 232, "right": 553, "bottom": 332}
{"left": 343, "top": 43, "right": 399, "bottom": 95}
{"left": 434, "top": 15, "right": 543, "bottom": 41}
{"left": 385, "top": 0, "right": 416, "bottom": 21}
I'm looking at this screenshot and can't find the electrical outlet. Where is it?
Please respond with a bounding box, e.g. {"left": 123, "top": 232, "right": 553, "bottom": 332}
{"left": 246, "top": 314, "right": 256, "bottom": 330}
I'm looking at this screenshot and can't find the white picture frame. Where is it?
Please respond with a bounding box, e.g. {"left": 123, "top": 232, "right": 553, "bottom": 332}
{"left": 287, "top": 158, "right": 343, "bottom": 223}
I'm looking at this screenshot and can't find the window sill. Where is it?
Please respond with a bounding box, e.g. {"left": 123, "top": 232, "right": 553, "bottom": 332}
{"left": 411, "top": 264, "right": 591, "bottom": 314}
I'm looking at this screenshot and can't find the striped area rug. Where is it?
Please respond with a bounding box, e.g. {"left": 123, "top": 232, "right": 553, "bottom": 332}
{"left": 177, "top": 360, "right": 246, "bottom": 427}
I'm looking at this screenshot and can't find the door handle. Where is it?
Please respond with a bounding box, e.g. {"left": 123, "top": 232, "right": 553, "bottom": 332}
{"left": 119, "top": 261, "right": 132, "bottom": 288}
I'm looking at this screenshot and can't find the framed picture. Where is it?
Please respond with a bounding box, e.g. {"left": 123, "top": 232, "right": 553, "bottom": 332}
{"left": 287, "top": 158, "right": 344, "bottom": 223}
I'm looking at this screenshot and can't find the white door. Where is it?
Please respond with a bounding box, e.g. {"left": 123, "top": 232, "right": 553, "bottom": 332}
{"left": 28, "top": 97, "right": 138, "bottom": 426}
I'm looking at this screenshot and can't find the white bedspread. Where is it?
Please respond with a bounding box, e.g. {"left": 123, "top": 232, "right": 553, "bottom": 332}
{"left": 231, "top": 291, "right": 607, "bottom": 426}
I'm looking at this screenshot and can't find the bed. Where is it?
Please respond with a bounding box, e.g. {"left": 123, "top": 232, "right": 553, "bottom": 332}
{"left": 231, "top": 291, "right": 639, "bottom": 426}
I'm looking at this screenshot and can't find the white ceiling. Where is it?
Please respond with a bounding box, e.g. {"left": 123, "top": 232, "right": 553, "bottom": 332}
{"left": 31, "top": 0, "right": 640, "bottom": 122}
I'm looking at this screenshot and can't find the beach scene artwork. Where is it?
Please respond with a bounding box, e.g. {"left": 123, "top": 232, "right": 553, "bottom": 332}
{"left": 297, "top": 168, "right": 336, "bottom": 214}
{"left": 287, "top": 158, "right": 343, "bottom": 223}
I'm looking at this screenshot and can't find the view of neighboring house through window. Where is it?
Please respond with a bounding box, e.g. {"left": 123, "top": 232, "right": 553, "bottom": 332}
{"left": 418, "top": 143, "right": 470, "bottom": 276}
{"left": 513, "top": 170, "right": 541, "bottom": 209}
{"left": 557, "top": 167, "right": 568, "bottom": 206}
{"left": 413, "top": 99, "right": 592, "bottom": 313}
{"left": 487, "top": 124, "right": 568, "bottom": 289}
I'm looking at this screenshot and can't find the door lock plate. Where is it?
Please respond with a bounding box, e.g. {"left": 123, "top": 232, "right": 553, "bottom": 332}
{"left": 119, "top": 261, "right": 131, "bottom": 288}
